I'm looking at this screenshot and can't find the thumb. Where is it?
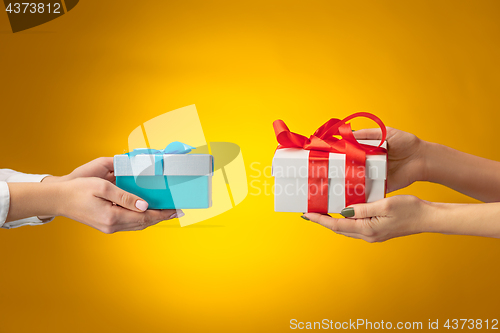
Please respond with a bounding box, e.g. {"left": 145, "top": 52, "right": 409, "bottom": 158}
{"left": 96, "top": 181, "right": 149, "bottom": 212}
{"left": 352, "top": 128, "right": 383, "bottom": 140}
{"left": 340, "top": 199, "right": 387, "bottom": 219}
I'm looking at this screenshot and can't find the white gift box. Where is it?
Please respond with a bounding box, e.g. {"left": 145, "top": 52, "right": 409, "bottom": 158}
{"left": 272, "top": 140, "right": 387, "bottom": 213}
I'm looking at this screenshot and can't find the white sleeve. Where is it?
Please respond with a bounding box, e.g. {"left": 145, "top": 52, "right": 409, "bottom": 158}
{"left": 0, "top": 170, "right": 55, "bottom": 229}
{"left": 0, "top": 181, "right": 10, "bottom": 228}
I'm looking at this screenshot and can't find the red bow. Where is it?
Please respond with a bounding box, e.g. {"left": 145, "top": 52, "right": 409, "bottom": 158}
{"left": 273, "top": 112, "right": 387, "bottom": 213}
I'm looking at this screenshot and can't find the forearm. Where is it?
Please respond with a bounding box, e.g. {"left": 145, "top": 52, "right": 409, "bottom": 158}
{"left": 424, "top": 201, "right": 500, "bottom": 238}
{"left": 423, "top": 141, "right": 500, "bottom": 202}
{"left": 6, "top": 182, "right": 63, "bottom": 222}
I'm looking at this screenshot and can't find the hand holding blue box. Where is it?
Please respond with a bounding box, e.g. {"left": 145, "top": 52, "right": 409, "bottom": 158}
{"left": 114, "top": 142, "right": 213, "bottom": 209}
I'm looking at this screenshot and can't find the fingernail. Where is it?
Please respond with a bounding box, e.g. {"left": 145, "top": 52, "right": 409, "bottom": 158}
{"left": 169, "top": 210, "right": 184, "bottom": 219}
{"left": 340, "top": 207, "right": 355, "bottom": 218}
{"left": 135, "top": 200, "right": 148, "bottom": 211}
{"left": 300, "top": 214, "right": 310, "bottom": 221}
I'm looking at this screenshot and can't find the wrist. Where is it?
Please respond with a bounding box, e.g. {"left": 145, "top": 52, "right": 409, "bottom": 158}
{"left": 417, "top": 200, "right": 436, "bottom": 233}
{"left": 421, "top": 141, "right": 454, "bottom": 184}
{"left": 41, "top": 175, "right": 71, "bottom": 183}
{"left": 52, "top": 181, "right": 72, "bottom": 217}
{"left": 418, "top": 200, "right": 458, "bottom": 234}
{"left": 38, "top": 177, "right": 69, "bottom": 219}
{"left": 6, "top": 182, "right": 65, "bottom": 222}
{"left": 41, "top": 182, "right": 67, "bottom": 218}
{"left": 417, "top": 140, "right": 435, "bottom": 182}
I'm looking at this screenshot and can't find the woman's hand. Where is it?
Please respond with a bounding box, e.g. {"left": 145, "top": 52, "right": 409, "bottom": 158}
{"left": 354, "top": 127, "right": 427, "bottom": 193}
{"left": 58, "top": 177, "right": 181, "bottom": 233}
{"left": 39, "top": 157, "right": 117, "bottom": 220}
{"left": 302, "top": 195, "right": 433, "bottom": 242}
{"left": 8, "top": 174, "right": 182, "bottom": 233}
{"left": 7, "top": 157, "right": 184, "bottom": 232}
{"left": 43, "top": 157, "right": 116, "bottom": 184}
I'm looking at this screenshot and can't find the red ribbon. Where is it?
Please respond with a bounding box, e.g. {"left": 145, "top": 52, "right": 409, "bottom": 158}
{"left": 273, "top": 112, "right": 387, "bottom": 214}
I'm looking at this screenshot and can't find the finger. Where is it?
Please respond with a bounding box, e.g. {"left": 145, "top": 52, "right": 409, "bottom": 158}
{"left": 117, "top": 219, "right": 164, "bottom": 232}
{"left": 112, "top": 207, "right": 179, "bottom": 229}
{"left": 98, "top": 157, "right": 117, "bottom": 183}
{"left": 104, "top": 172, "right": 116, "bottom": 184}
{"left": 352, "top": 128, "right": 383, "bottom": 140}
{"left": 302, "top": 213, "right": 364, "bottom": 233}
{"left": 341, "top": 198, "right": 388, "bottom": 219}
{"left": 335, "top": 232, "right": 364, "bottom": 240}
{"left": 97, "top": 157, "right": 114, "bottom": 172}
{"left": 120, "top": 219, "right": 164, "bottom": 232}
{"left": 131, "top": 209, "right": 181, "bottom": 230}
{"left": 144, "top": 208, "right": 183, "bottom": 222}
{"left": 96, "top": 181, "right": 149, "bottom": 212}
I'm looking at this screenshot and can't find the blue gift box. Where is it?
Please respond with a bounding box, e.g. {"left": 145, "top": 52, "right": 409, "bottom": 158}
{"left": 114, "top": 145, "right": 213, "bottom": 209}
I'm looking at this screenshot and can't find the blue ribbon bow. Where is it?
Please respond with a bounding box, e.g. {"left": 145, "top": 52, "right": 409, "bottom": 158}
{"left": 127, "top": 141, "right": 195, "bottom": 157}
{"left": 126, "top": 141, "right": 195, "bottom": 176}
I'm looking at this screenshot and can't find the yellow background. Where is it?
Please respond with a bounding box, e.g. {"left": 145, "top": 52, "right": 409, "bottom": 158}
{"left": 1, "top": 1, "right": 500, "bottom": 332}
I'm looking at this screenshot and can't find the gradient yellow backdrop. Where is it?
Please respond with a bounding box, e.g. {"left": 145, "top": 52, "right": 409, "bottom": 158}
{"left": 2, "top": 1, "right": 500, "bottom": 332}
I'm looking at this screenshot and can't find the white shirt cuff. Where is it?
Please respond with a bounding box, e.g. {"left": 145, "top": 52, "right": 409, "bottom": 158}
{"left": 0, "top": 182, "right": 10, "bottom": 229}
{"left": 0, "top": 174, "right": 55, "bottom": 229}
{"left": 6, "top": 173, "right": 50, "bottom": 183}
